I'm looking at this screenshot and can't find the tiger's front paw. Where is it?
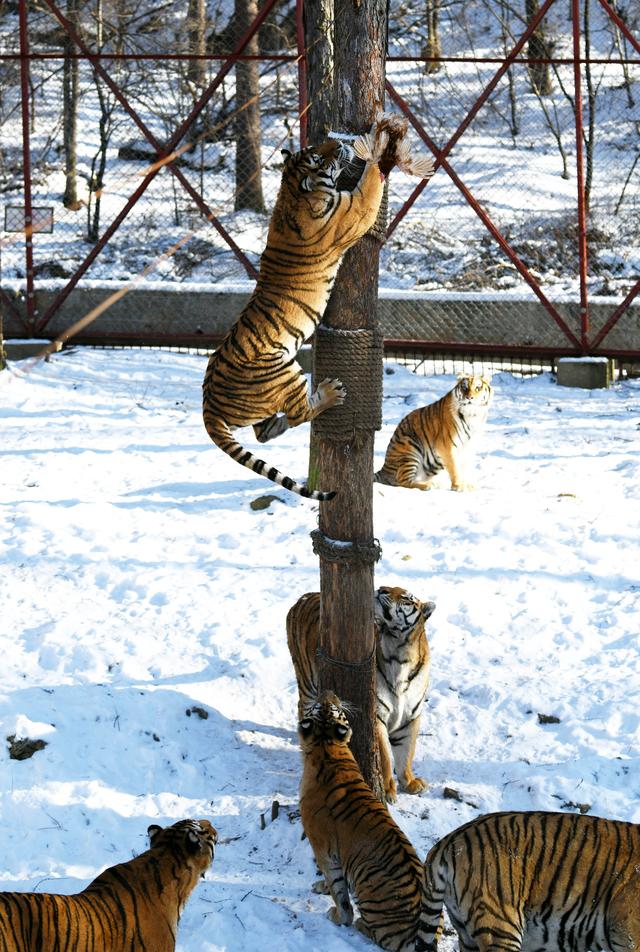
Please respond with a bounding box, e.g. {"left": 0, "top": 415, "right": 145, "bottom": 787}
{"left": 316, "top": 377, "right": 346, "bottom": 410}
{"left": 451, "top": 480, "right": 475, "bottom": 492}
{"left": 328, "top": 902, "right": 353, "bottom": 926}
{"left": 385, "top": 777, "right": 398, "bottom": 803}
{"left": 402, "top": 776, "right": 429, "bottom": 795}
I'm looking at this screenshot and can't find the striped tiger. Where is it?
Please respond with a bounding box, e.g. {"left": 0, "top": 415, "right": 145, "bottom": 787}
{"left": 374, "top": 374, "right": 493, "bottom": 492}
{"left": 420, "top": 810, "right": 640, "bottom": 952}
{"left": 286, "top": 585, "right": 435, "bottom": 803}
{"left": 0, "top": 818, "right": 217, "bottom": 951}
{"left": 298, "top": 690, "right": 429, "bottom": 951}
{"left": 202, "top": 113, "right": 434, "bottom": 501}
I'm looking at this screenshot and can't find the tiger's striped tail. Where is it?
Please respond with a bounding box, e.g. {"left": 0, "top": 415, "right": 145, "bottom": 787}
{"left": 415, "top": 848, "right": 447, "bottom": 951}
{"left": 204, "top": 417, "right": 336, "bottom": 502}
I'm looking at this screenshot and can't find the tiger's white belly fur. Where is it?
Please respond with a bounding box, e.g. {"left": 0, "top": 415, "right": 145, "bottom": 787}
{"left": 376, "top": 655, "right": 429, "bottom": 734}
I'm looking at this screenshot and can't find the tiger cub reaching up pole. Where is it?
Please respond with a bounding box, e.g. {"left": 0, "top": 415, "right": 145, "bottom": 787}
{"left": 287, "top": 585, "right": 435, "bottom": 802}
{"left": 202, "top": 113, "right": 434, "bottom": 501}
{"left": 298, "top": 691, "right": 430, "bottom": 951}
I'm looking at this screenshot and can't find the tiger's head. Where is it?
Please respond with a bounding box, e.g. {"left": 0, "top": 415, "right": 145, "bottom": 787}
{"left": 147, "top": 818, "right": 217, "bottom": 880}
{"left": 280, "top": 139, "right": 353, "bottom": 195}
{"left": 454, "top": 374, "right": 493, "bottom": 408}
{"left": 375, "top": 586, "right": 435, "bottom": 640}
{"left": 298, "top": 690, "right": 353, "bottom": 751}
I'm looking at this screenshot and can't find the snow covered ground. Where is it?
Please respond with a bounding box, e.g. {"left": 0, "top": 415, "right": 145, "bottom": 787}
{"left": 1, "top": 347, "right": 639, "bottom": 950}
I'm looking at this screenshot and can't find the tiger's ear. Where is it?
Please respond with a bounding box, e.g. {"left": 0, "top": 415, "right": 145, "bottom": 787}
{"left": 481, "top": 374, "right": 493, "bottom": 385}
{"left": 147, "top": 824, "right": 163, "bottom": 845}
{"left": 281, "top": 149, "right": 292, "bottom": 162}
{"left": 186, "top": 827, "right": 202, "bottom": 853}
{"left": 298, "top": 717, "right": 313, "bottom": 737}
{"left": 421, "top": 599, "right": 436, "bottom": 622}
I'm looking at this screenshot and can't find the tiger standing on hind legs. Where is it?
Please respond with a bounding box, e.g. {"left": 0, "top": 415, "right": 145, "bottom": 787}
{"left": 202, "top": 112, "right": 434, "bottom": 501}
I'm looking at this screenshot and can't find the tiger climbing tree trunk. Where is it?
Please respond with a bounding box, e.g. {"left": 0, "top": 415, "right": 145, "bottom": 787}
{"left": 311, "top": 0, "right": 387, "bottom": 799}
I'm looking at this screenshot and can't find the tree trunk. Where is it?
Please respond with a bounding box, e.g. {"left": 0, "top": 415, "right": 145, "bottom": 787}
{"left": 62, "top": 0, "right": 80, "bottom": 209}
{"left": 303, "top": 0, "right": 334, "bottom": 143}
{"left": 312, "top": 0, "right": 387, "bottom": 800}
{"left": 423, "top": 0, "right": 442, "bottom": 74}
{"left": 525, "top": 0, "right": 553, "bottom": 95}
{"left": 234, "top": 0, "right": 265, "bottom": 212}
{"left": 187, "top": 0, "right": 207, "bottom": 90}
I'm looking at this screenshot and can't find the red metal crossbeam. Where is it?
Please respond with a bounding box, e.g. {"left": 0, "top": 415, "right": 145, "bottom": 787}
{"left": 386, "top": 82, "right": 582, "bottom": 351}
{"left": 34, "top": 0, "right": 281, "bottom": 333}
{"left": 386, "top": 0, "right": 559, "bottom": 237}
{"left": 585, "top": 0, "right": 640, "bottom": 349}
{"left": 597, "top": 0, "right": 640, "bottom": 55}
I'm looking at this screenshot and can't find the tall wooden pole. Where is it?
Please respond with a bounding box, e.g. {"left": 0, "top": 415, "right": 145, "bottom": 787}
{"left": 311, "top": 0, "right": 388, "bottom": 797}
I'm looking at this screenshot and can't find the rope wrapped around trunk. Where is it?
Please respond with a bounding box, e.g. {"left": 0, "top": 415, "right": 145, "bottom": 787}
{"left": 310, "top": 529, "right": 382, "bottom": 566}
{"left": 312, "top": 326, "right": 384, "bottom": 440}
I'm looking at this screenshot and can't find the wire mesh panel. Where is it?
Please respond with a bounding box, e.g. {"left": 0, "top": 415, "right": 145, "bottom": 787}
{"left": 1, "top": 0, "right": 639, "bottom": 356}
{"left": 0, "top": 0, "right": 299, "bottom": 331}
{"left": 384, "top": 0, "right": 640, "bottom": 355}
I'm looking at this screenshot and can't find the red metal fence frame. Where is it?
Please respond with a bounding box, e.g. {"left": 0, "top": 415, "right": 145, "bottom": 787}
{"left": 2, "top": 0, "right": 639, "bottom": 357}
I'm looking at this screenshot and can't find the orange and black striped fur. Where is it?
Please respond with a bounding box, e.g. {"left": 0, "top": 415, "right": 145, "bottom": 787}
{"left": 202, "top": 113, "right": 434, "bottom": 500}
{"left": 375, "top": 375, "right": 492, "bottom": 491}
{"left": 420, "top": 810, "right": 640, "bottom": 952}
{"left": 0, "top": 818, "right": 217, "bottom": 951}
{"left": 287, "top": 586, "right": 435, "bottom": 803}
{"left": 298, "top": 691, "right": 429, "bottom": 951}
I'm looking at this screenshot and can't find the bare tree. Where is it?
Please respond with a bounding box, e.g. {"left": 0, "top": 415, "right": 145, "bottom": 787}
{"left": 303, "top": 0, "right": 334, "bottom": 143}
{"left": 234, "top": 0, "right": 265, "bottom": 212}
{"left": 62, "top": 0, "right": 80, "bottom": 208}
{"left": 525, "top": 0, "right": 553, "bottom": 95}
{"left": 423, "top": 0, "right": 442, "bottom": 74}
{"left": 186, "top": 0, "right": 206, "bottom": 92}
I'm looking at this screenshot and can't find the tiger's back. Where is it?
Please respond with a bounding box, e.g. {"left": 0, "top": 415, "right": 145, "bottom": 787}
{"left": 0, "top": 819, "right": 217, "bottom": 952}
{"left": 375, "top": 374, "right": 492, "bottom": 491}
{"left": 298, "top": 692, "right": 427, "bottom": 951}
{"left": 421, "top": 810, "right": 640, "bottom": 952}
{"left": 202, "top": 114, "right": 433, "bottom": 501}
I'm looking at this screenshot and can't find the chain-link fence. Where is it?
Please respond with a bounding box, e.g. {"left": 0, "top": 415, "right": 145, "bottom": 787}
{"left": 1, "top": 0, "right": 639, "bottom": 358}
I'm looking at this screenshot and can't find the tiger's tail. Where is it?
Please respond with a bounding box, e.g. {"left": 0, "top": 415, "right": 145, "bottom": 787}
{"left": 204, "top": 417, "right": 336, "bottom": 502}
{"left": 415, "top": 846, "right": 447, "bottom": 951}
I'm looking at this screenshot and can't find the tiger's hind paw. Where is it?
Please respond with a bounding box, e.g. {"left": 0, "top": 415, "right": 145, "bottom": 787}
{"left": 328, "top": 903, "right": 354, "bottom": 926}
{"left": 253, "top": 413, "right": 290, "bottom": 443}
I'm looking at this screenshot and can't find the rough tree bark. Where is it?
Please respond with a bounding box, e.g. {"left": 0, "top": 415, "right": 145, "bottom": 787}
{"left": 303, "top": 0, "right": 334, "bottom": 143}
{"left": 525, "top": 0, "right": 553, "bottom": 95}
{"left": 234, "top": 0, "right": 265, "bottom": 212}
{"left": 62, "top": 0, "right": 80, "bottom": 209}
{"left": 423, "top": 0, "right": 442, "bottom": 74}
{"left": 187, "top": 0, "right": 207, "bottom": 91}
{"left": 312, "top": 0, "right": 387, "bottom": 799}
